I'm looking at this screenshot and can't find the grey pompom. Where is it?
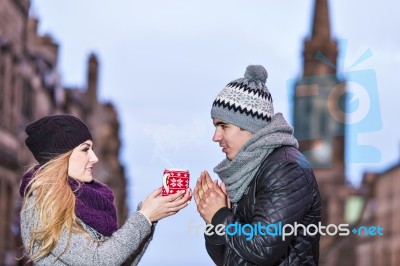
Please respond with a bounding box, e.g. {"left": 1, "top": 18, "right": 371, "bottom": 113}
{"left": 244, "top": 65, "right": 268, "bottom": 84}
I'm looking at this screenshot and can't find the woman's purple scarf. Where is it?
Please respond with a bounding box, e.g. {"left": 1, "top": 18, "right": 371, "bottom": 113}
{"left": 20, "top": 165, "right": 118, "bottom": 237}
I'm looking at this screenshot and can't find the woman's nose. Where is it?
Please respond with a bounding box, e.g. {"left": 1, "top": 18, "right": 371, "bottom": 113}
{"left": 90, "top": 150, "right": 99, "bottom": 163}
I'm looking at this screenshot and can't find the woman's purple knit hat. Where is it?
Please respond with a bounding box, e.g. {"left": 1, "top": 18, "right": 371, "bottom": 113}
{"left": 25, "top": 114, "right": 92, "bottom": 164}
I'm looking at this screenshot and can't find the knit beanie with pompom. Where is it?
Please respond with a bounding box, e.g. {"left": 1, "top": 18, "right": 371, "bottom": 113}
{"left": 211, "top": 65, "right": 274, "bottom": 133}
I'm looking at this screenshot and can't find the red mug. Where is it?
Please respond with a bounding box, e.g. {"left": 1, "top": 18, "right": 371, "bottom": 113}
{"left": 162, "top": 168, "right": 190, "bottom": 196}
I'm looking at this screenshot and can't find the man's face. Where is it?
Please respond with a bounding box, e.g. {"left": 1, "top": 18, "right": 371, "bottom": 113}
{"left": 212, "top": 118, "right": 253, "bottom": 160}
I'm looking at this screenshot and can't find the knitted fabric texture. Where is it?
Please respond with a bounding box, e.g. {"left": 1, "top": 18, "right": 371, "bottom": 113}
{"left": 211, "top": 65, "right": 274, "bottom": 133}
{"left": 20, "top": 196, "right": 153, "bottom": 265}
{"left": 25, "top": 115, "right": 92, "bottom": 165}
{"left": 213, "top": 113, "right": 298, "bottom": 203}
{"left": 20, "top": 167, "right": 118, "bottom": 237}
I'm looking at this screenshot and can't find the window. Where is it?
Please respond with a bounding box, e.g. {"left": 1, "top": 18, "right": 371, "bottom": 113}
{"left": 0, "top": 178, "right": 12, "bottom": 260}
{"left": 0, "top": 51, "right": 4, "bottom": 112}
{"left": 21, "top": 79, "right": 34, "bottom": 120}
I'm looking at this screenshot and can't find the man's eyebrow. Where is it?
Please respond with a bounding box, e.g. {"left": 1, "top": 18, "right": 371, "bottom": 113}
{"left": 214, "top": 121, "right": 228, "bottom": 127}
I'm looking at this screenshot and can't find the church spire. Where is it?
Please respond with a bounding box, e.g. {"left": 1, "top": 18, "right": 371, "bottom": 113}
{"left": 293, "top": 0, "right": 347, "bottom": 236}
{"left": 311, "top": 0, "right": 331, "bottom": 40}
{"left": 303, "top": 0, "right": 337, "bottom": 77}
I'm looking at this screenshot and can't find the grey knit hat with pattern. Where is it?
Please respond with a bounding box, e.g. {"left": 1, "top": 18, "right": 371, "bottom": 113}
{"left": 211, "top": 65, "right": 274, "bottom": 133}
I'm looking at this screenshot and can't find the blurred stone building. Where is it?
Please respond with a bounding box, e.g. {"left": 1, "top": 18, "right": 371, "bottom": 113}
{"left": 293, "top": 0, "right": 400, "bottom": 265}
{"left": 355, "top": 164, "right": 400, "bottom": 266}
{"left": 0, "top": 0, "right": 128, "bottom": 265}
{"left": 292, "top": 0, "right": 350, "bottom": 264}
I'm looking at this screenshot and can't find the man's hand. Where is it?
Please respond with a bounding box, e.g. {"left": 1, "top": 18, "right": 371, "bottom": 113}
{"left": 194, "top": 171, "right": 213, "bottom": 205}
{"left": 196, "top": 180, "right": 228, "bottom": 224}
{"left": 220, "top": 182, "right": 231, "bottom": 209}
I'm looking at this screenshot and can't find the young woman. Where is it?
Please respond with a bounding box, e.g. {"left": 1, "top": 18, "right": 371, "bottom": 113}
{"left": 20, "top": 114, "right": 191, "bottom": 265}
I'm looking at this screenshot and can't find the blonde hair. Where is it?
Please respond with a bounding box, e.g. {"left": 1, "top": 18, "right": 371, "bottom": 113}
{"left": 22, "top": 151, "right": 86, "bottom": 261}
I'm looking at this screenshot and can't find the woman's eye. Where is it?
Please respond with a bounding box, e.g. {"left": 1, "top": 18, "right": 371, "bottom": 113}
{"left": 82, "top": 148, "right": 89, "bottom": 152}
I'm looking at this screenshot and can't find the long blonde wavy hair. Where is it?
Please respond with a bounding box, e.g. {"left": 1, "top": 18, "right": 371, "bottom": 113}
{"left": 22, "top": 151, "right": 86, "bottom": 261}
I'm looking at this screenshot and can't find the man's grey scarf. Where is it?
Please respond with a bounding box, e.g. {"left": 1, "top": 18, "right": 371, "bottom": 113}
{"left": 214, "top": 113, "right": 298, "bottom": 203}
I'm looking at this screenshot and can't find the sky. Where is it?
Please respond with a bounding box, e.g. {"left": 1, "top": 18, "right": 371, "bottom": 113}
{"left": 31, "top": 0, "right": 400, "bottom": 265}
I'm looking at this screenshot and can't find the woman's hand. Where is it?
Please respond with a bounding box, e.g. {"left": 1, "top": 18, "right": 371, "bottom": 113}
{"left": 140, "top": 188, "right": 192, "bottom": 222}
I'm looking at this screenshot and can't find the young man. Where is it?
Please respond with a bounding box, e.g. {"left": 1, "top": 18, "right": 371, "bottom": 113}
{"left": 194, "top": 65, "right": 321, "bottom": 265}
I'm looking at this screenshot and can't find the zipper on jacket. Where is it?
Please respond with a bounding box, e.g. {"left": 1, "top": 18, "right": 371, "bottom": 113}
{"left": 232, "top": 202, "right": 238, "bottom": 214}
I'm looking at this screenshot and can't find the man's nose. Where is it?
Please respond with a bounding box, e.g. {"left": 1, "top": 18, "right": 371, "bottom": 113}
{"left": 212, "top": 129, "right": 222, "bottom": 142}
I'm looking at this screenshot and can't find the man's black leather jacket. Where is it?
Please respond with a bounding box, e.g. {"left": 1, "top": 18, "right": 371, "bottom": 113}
{"left": 205, "top": 146, "right": 321, "bottom": 265}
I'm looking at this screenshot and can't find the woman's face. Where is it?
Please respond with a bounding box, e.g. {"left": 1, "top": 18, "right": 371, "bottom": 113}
{"left": 68, "top": 140, "right": 98, "bottom": 182}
